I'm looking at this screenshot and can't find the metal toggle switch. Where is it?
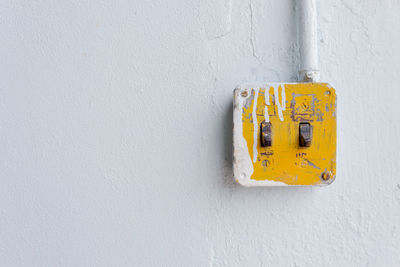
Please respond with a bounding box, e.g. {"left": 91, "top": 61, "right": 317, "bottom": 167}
{"left": 299, "top": 122, "right": 312, "bottom": 147}
{"left": 260, "top": 121, "right": 272, "bottom": 147}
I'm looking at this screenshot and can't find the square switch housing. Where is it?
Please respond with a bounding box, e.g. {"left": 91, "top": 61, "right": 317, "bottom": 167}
{"left": 233, "top": 83, "right": 336, "bottom": 186}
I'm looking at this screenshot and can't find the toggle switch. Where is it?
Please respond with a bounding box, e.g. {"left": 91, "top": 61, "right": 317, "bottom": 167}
{"left": 299, "top": 122, "right": 312, "bottom": 147}
{"left": 260, "top": 121, "right": 272, "bottom": 147}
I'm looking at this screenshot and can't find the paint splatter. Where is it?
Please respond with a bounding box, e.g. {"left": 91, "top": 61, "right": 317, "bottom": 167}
{"left": 264, "top": 88, "right": 270, "bottom": 122}
{"left": 252, "top": 88, "right": 258, "bottom": 163}
{"left": 274, "top": 84, "right": 286, "bottom": 121}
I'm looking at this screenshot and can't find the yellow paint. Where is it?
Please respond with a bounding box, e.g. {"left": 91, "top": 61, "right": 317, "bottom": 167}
{"left": 241, "top": 83, "right": 336, "bottom": 185}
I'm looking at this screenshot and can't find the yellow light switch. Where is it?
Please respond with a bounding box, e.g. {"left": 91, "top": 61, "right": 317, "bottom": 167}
{"left": 233, "top": 83, "right": 336, "bottom": 186}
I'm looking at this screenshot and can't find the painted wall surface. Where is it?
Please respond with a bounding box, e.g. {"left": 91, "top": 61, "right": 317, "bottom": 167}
{"left": 0, "top": 0, "right": 399, "bottom": 266}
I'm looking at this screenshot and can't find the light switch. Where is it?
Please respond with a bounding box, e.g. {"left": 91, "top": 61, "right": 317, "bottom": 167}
{"left": 233, "top": 83, "right": 336, "bottom": 186}
{"left": 260, "top": 121, "right": 272, "bottom": 147}
{"left": 299, "top": 122, "right": 312, "bottom": 147}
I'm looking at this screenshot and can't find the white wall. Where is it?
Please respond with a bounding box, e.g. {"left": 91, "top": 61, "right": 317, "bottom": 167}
{"left": 1, "top": 0, "right": 399, "bottom": 266}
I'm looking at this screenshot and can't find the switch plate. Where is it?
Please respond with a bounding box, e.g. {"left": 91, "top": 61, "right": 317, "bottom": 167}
{"left": 233, "top": 83, "right": 336, "bottom": 186}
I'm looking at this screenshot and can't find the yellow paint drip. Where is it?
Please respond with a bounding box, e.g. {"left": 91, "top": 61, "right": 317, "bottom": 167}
{"left": 241, "top": 83, "right": 336, "bottom": 185}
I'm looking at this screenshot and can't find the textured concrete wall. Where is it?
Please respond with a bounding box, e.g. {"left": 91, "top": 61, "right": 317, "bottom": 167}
{"left": 1, "top": 0, "right": 400, "bottom": 266}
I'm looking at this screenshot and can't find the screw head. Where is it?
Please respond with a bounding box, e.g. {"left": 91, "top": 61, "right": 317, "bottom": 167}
{"left": 241, "top": 90, "right": 248, "bottom": 97}
{"left": 321, "top": 171, "right": 332, "bottom": 181}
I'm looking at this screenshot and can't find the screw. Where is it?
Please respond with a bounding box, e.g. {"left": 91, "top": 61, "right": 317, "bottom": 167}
{"left": 241, "top": 90, "right": 248, "bottom": 97}
{"left": 321, "top": 171, "right": 332, "bottom": 181}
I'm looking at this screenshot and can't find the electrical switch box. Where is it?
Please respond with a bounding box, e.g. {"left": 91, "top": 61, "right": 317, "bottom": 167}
{"left": 233, "top": 83, "right": 336, "bottom": 186}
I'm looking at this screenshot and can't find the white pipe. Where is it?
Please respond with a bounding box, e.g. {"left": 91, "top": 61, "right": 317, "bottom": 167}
{"left": 298, "top": 0, "right": 320, "bottom": 82}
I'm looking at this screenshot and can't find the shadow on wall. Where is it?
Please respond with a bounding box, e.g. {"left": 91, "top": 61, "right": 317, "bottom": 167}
{"left": 222, "top": 101, "right": 234, "bottom": 186}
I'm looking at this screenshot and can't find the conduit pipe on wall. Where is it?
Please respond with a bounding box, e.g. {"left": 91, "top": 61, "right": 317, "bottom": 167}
{"left": 298, "top": 0, "right": 320, "bottom": 82}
